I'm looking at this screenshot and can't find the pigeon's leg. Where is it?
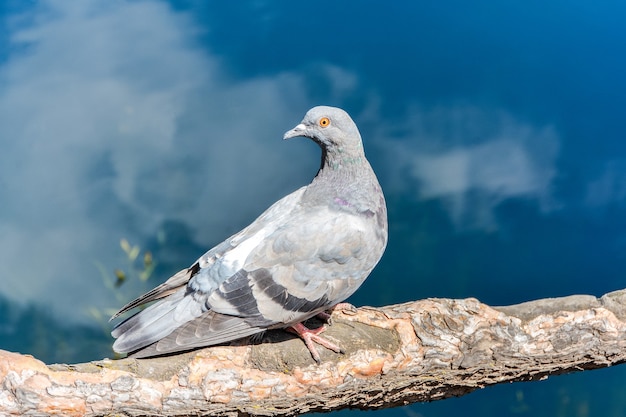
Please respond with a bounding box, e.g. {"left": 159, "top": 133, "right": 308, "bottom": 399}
{"left": 315, "top": 311, "right": 333, "bottom": 323}
{"left": 287, "top": 322, "right": 344, "bottom": 363}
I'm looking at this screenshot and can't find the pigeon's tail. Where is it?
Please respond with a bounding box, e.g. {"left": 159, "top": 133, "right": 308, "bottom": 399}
{"left": 111, "top": 288, "right": 196, "bottom": 354}
{"left": 111, "top": 287, "right": 269, "bottom": 358}
{"left": 127, "top": 313, "right": 267, "bottom": 358}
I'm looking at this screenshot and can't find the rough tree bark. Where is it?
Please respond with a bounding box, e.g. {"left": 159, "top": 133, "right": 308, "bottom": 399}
{"left": 2, "top": 289, "right": 626, "bottom": 417}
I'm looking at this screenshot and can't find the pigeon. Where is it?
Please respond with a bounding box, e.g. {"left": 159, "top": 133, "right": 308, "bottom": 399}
{"left": 111, "top": 106, "right": 388, "bottom": 362}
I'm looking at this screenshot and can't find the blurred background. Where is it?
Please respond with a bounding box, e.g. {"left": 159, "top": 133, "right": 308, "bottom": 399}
{"left": 1, "top": 1, "right": 626, "bottom": 416}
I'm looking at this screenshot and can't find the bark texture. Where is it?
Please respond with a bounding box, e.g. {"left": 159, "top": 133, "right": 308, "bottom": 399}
{"left": 2, "top": 289, "right": 626, "bottom": 417}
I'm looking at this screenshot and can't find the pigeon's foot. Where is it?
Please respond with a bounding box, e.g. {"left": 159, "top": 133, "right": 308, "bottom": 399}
{"left": 287, "top": 322, "right": 344, "bottom": 363}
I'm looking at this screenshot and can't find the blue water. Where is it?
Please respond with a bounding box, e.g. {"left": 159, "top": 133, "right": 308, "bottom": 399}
{"left": 1, "top": 1, "right": 626, "bottom": 415}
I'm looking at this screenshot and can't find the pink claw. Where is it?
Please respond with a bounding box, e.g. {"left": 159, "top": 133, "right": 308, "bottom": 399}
{"left": 287, "top": 322, "right": 344, "bottom": 363}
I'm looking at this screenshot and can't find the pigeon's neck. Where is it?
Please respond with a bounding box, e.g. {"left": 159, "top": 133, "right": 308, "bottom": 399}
{"left": 307, "top": 144, "right": 373, "bottom": 202}
{"left": 303, "top": 143, "right": 384, "bottom": 223}
{"left": 318, "top": 144, "right": 366, "bottom": 176}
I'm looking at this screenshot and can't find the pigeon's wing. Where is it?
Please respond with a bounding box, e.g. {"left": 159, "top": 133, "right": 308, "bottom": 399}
{"left": 110, "top": 187, "right": 308, "bottom": 322}
{"left": 111, "top": 188, "right": 307, "bottom": 355}
{"left": 201, "top": 205, "right": 381, "bottom": 327}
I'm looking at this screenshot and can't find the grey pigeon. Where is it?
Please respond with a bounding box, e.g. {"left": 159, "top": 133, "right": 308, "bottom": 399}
{"left": 111, "top": 106, "right": 387, "bottom": 362}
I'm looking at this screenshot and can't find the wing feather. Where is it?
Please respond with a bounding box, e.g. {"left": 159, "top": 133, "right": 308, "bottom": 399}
{"left": 129, "top": 312, "right": 265, "bottom": 358}
{"left": 110, "top": 268, "right": 193, "bottom": 320}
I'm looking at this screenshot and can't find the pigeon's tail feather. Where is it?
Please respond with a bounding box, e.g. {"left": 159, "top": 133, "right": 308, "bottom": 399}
{"left": 110, "top": 268, "right": 192, "bottom": 320}
{"left": 129, "top": 312, "right": 266, "bottom": 358}
{"left": 112, "top": 289, "right": 193, "bottom": 354}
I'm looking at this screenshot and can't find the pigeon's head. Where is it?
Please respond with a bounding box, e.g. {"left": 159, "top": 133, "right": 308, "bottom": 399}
{"left": 284, "top": 106, "right": 363, "bottom": 153}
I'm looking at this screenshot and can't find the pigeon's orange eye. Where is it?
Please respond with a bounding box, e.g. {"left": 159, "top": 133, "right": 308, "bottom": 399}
{"left": 319, "top": 117, "right": 331, "bottom": 127}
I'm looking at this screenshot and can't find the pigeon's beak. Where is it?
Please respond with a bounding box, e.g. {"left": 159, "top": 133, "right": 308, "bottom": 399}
{"left": 283, "top": 123, "right": 307, "bottom": 140}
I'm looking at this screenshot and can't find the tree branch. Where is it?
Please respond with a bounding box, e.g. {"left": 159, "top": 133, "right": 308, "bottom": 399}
{"left": 2, "top": 289, "right": 626, "bottom": 416}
